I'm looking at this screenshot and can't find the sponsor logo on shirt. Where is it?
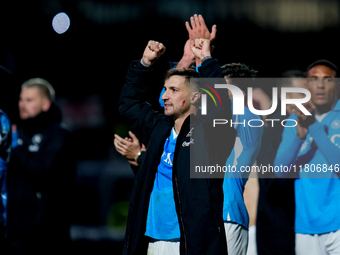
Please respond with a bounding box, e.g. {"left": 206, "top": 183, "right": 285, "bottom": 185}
{"left": 164, "top": 152, "right": 173, "bottom": 166}
{"left": 330, "top": 134, "right": 340, "bottom": 148}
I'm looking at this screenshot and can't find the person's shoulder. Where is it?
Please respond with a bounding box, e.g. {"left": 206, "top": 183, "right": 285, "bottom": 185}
{"left": 243, "top": 106, "right": 261, "bottom": 120}
{"left": 45, "top": 122, "right": 72, "bottom": 140}
{"left": 0, "top": 109, "right": 11, "bottom": 127}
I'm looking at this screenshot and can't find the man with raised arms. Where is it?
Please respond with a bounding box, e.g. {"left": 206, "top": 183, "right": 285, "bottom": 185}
{"left": 119, "top": 38, "right": 236, "bottom": 255}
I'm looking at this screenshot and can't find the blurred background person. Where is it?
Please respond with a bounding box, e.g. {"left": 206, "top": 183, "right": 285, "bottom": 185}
{"left": 0, "top": 65, "right": 14, "bottom": 246}
{"left": 221, "top": 63, "right": 263, "bottom": 255}
{"left": 6, "top": 78, "right": 76, "bottom": 254}
{"left": 0, "top": 110, "right": 11, "bottom": 245}
{"left": 256, "top": 70, "right": 307, "bottom": 255}
{"left": 0, "top": 65, "right": 19, "bottom": 125}
{"left": 274, "top": 60, "right": 340, "bottom": 255}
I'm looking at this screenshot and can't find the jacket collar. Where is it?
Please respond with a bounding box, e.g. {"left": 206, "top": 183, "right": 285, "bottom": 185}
{"left": 20, "top": 103, "right": 62, "bottom": 135}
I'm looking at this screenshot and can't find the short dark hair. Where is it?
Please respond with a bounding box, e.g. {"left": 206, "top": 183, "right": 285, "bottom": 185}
{"left": 281, "top": 69, "right": 306, "bottom": 79}
{"left": 164, "top": 68, "right": 199, "bottom": 85}
{"left": 277, "top": 69, "right": 306, "bottom": 88}
{"left": 221, "top": 63, "right": 258, "bottom": 78}
{"left": 221, "top": 63, "right": 258, "bottom": 92}
{"left": 306, "top": 59, "right": 338, "bottom": 77}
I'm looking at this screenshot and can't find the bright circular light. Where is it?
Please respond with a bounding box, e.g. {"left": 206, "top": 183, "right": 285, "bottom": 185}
{"left": 52, "top": 12, "right": 70, "bottom": 34}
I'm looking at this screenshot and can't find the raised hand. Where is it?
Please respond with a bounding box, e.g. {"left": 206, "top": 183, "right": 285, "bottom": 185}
{"left": 185, "top": 14, "right": 217, "bottom": 42}
{"left": 141, "top": 40, "right": 166, "bottom": 67}
{"left": 190, "top": 38, "right": 211, "bottom": 61}
{"left": 176, "top": 39, "right": 196, "bottom": 69}
{"left": 292, "top": 101, "right": 316, "bottom": 140}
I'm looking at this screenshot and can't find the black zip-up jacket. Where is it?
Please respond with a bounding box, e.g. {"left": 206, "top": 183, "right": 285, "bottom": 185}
{"left": 6, "top": 103, "right": 76, "bottom": 254}
{"left": 119, "top": 58, "right": 236, "bottom": 255}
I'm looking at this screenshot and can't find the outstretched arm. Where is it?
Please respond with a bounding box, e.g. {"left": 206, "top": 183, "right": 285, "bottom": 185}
{"left": 176, "top": 39, "right": 196, "bottom": 69}
{"left": 119, "top": 40, "right": 166, "bottom": 146}
{"left": 190, "top": 38, "right": 221, "bottom": 78}
{"left": 274, "top": 115, "right": 304, "bottom": 177}
{"left": 191, "top": 38, "right": 236, "bottom": 176}
{"left": 140, "top": 40, "right": 166, "bottom": 67}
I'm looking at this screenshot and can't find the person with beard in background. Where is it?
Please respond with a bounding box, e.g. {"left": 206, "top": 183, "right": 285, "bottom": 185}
{"left": 6, "top": 78, "right": 76, "bottom": 254}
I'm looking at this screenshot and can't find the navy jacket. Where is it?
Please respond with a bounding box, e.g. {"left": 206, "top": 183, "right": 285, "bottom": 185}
{"left": 119, "top": 58, "right": 236, "bottom": 255}
{"left": 6, "top": 104, "right": 76, "bottom": 254}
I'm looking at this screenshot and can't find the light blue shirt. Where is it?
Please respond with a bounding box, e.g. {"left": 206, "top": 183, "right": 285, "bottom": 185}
{"left": 223, "top": 101, "right": 263, "bottom": 229}
{"left": 274, "top": 100, "right": 340, "bottom": 234}
{"left": 145, "top": 128, "right": 180, "bottom": 240}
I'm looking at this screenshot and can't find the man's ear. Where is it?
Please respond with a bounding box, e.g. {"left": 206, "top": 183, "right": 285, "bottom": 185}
{"left": 42, "top": 98, "right": 52, "bottom": 112}
{"left": 191, "top": 91, "right": 201, "bottom": 104}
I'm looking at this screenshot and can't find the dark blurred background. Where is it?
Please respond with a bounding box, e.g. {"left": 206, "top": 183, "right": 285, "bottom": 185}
{"left": 1, "top": 0, "right": 340, "bottom": 253}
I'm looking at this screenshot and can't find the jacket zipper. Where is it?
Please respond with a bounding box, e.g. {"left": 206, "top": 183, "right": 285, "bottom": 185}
{"left": 174, "top": 173, "right": 188, "bottom": 254}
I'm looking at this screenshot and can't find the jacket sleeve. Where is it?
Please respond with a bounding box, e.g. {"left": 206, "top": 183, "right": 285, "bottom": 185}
{"left": 129, "top": 150, "right": 146, "bottom": 176}
{"left": 236, "top": 122, "right": 264, "bottom": 179}
{"left": 198, "top": 58, "right": 233, "bottom": 122}
{"left": 309, "top": 121, "right": 340, "bottom": 167}
{"left": 198, "top": 58, "right": 236, "bottom": 176}
{"left": 198, "top": 57, "right": 224, "bottom": 78}
{"left": 274, "top": 115, "right": 304, "bottom": 177}
{"left": 119, "top": 61, "right": 165, "bottom": 147}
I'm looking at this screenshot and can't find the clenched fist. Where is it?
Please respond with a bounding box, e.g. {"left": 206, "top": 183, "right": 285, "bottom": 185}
{"left": 190, "top": 38, "right": 211, "bottom": 61}
{"left": 141, "top": 40, "right": 166, "bottom": 67}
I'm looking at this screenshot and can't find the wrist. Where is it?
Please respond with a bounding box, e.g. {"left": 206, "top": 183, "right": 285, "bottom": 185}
{"left": 182, "top": 54, "right": 195, "bottom": 62}
{"left": 141, "top": 58, "right": 152, "bottom": 68}
{"left": 134, "top": 151, "right": 142, "bottom": 162}
{"left": 201, "top": 55, "right": 212, "bottom": 62}
{"left": 300, "top": 115, "right": 316, "bottom": 129}
{"left": 297, "top": 134, "right": 307, "bottom": 140}
{"left": 195, "top": 57, "right": 202, "bottom": 67}
{"left": 177, "top": 55, "right": 195, "bottom": 69}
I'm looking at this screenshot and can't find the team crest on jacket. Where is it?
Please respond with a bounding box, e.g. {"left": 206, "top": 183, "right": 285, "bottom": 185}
{"left": 186, "top": 127, "right": 194, "bottom": 137}
{"left": 331, "top": 120, "right": 340, "bottom": 129}
{"left": 182, "top": 138, "right": 194, "bottom": 147}
{"left": 28, "top": 134, "right": 43, "bottom": 152}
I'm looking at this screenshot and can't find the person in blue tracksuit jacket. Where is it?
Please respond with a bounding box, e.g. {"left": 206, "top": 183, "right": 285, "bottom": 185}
{"left": 274, "top": 59, "right": 340, "bottom": 255}
{"left": 221, "top": 63, "right": 263, "bottom": 255}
